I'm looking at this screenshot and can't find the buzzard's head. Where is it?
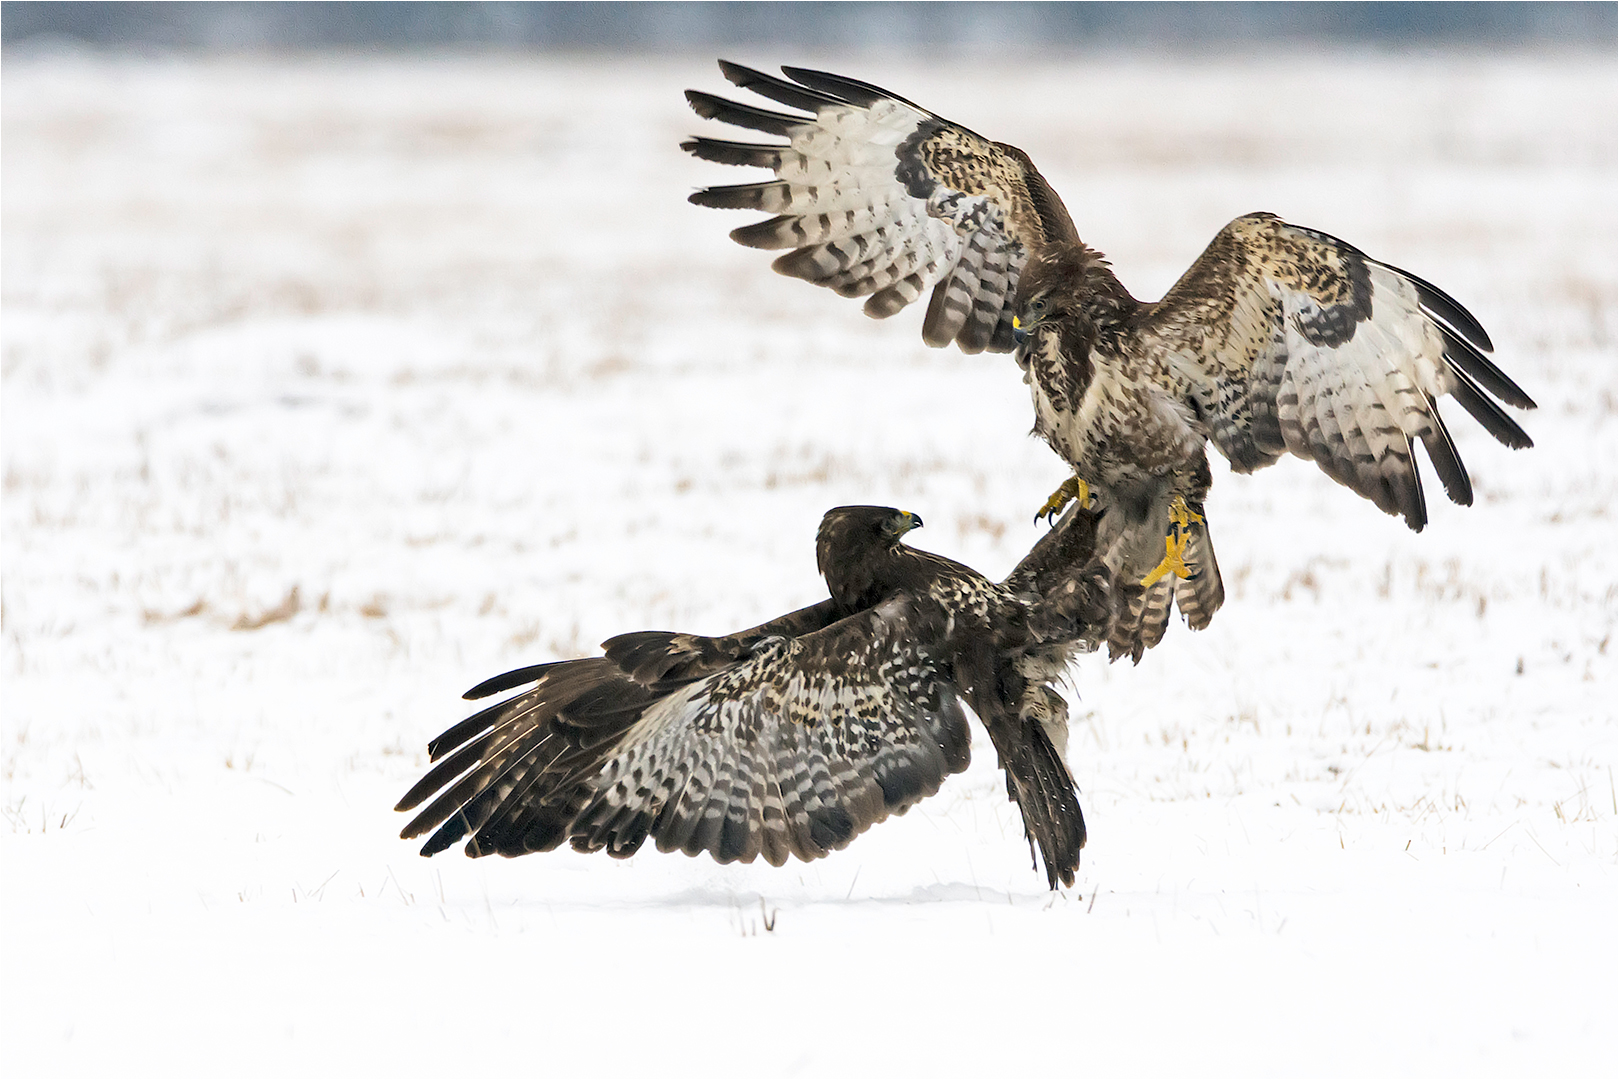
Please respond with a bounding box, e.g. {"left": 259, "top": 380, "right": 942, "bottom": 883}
{"left": 1016, "top": 243, "right": 1129, "bottom": 344}
{"left": 816, "top": 506, "right": 924, "bottom": 609}
{"left": 1017, "top": 248, "right": 1084, "bottom": 329}
{"left": 818, "top": 506, "right": 922, "bottom": 548}
{"left": 884, "top": 508, "right": 924, "bottom": 538}
{"left": 1012, "top": 269, "right": 1066, "bottom": 345}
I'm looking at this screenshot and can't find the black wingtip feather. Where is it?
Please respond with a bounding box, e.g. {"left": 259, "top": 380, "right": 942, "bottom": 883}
{"left": 1449, "top": 365, "right": 1535, "bottom": 450}
{"left": 873, "top": 755, "right": 933, "bottom": 809}
{"left": 680, "top": 136, "right": 784, "bottom": 169}
{"left": 687, "top": 180, "right": 790, "bottom": 211}
{"left": 1439, "top": 323, "right": 1535, "bottom": 411}
{"left": 1420, "top": 405, "right": 1475, "bottom": 508}
{"left": 1399, "top": 445, "right": 1429, "bottom": 533}
{"left": 518, "top": 811, "right": 573, "bottom": 855}
{"left": 1393, "top": 264, "right": 1496, "bottom": 353}
{"left": 729, "top": 215, "right": 798, "bottom": 249}
{"left": 611, "top": 811, "right": 656, "bottom": 859}
{"left": 464, "top": 663, "right": 556, "bottom": 701}
{"left": 685, "top": 90, "right": 802, "bottom": 137}
{"left": 716, "top": 59, "right": 848, "bottom": 113}
{"left": 773, "top": 245, "right": 836, "bottom": 277}
{"left": 805, "top": 805, "right": 857, "bottom": 853}
{"left": 780, "top": 65, "right": 919, "bottom": 111}
{"left": 417, "top": 809, "right": 471, "bottom": 857}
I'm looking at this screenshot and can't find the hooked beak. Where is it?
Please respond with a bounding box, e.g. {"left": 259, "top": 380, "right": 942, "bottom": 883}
{"left": 898, "top": 510, "right": 923, "bottom": 534}
{"left": 1012, "top": 315, "right": 1027, "bottom": 345}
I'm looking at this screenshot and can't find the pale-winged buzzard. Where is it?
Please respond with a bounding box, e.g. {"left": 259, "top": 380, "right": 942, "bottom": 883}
{"left": 683, "top": 62, "right": 1535, "bottom": 661}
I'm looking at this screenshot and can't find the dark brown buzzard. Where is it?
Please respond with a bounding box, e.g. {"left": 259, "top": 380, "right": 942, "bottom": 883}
{"left": 683, "top": 62, "right": 1535, "bottom": 661}
{"left": 396, "top": 505, "right": 1111, "bottom": 889}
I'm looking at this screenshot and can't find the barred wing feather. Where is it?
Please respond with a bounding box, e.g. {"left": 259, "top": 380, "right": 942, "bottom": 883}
{"left": 1159, "top": 213, "right": 1534, "bottom": 531}
{"left": 685, "top": 61, "right": 1077, "bottom": 353}
{"left": 572, "top": 596, "right": 972, "bottom": 866}
{"left": 397, "top": 596, "right": 972, "bottom": 868}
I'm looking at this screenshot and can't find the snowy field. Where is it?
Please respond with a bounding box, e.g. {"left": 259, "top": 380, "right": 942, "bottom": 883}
{"left": 3, "top": 50, "right": 1615, "bottom": 1076}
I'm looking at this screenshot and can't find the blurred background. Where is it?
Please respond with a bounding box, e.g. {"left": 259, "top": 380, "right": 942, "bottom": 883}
{"left": 4, "top": 0, "right": 1615, "bottom": 52}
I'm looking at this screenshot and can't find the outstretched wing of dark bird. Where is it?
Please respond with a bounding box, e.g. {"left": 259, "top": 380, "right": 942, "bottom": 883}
{"left": 396, "top": 505, "right": 1109, "bottom": 888}
{"left": 398, "top": 594, "right": 974, "bottom": 870}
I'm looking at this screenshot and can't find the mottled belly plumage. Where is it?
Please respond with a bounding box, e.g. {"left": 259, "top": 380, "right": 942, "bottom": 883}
{"left": 1024, "top": 334, "right": 1195, "bottom": 496}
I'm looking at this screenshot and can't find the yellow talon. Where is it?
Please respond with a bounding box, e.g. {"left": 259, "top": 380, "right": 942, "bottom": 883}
{"left": 1034, "top": 477, "right": 1092, "bottom": 524}
{"left": 1140, "top": 531, "right": 1193, "bottom": 586}
{"left": 1168, "top": 495, "right": 1203, "bottom": 529}
{"left": 1143, "top": 496, "right": 1203, "bottom": 584}
{"left": 1035, "top": 478, "right": 1076, "bottom": 523}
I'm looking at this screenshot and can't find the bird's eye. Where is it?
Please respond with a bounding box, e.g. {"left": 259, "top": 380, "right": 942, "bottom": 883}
{"left": 1030, "top": 299, "right": 1047, "bottom": 314}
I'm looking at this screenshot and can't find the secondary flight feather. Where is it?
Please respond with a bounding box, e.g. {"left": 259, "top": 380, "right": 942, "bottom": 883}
{"left": 684, "top": 61, "right": 1535, "bottom": 661}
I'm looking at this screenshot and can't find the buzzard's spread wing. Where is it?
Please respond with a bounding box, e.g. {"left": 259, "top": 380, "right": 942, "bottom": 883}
{"left": 685, "top": 61, "right": 1077, "bottom": 353}
{"left": 397, "top": 596, "right": 972, "bottom": 868}
{"left": 1157, "top": 213, "right": 1534, "bottom": 531}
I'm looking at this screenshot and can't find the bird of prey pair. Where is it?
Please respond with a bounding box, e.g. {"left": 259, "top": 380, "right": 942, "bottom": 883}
{"left": 396, "top": 62, "right": 1534, "bottom": 888}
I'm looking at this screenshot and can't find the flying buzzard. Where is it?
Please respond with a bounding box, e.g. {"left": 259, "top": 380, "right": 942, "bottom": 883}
{"left": 683, "top": 62, "right": 1535, "bottom": 661}
{"left": 396, "top": 505, "right": 1111, "bottom": 889}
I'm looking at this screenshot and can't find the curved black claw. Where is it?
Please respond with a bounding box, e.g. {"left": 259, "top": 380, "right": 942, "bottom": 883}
{"left": 1034, "top": 477, "right": 1081, "bottom": 528}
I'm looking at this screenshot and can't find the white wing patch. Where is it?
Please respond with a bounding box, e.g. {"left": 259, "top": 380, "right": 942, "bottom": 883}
{"left": 1269, "top": 266, "right": 1456, "bottom": 525}
{"left": 685, "top": 63, "right": 1063, "bottom": 353}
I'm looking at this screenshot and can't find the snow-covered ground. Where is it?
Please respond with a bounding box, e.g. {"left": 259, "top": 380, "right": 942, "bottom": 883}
{"left": 3, "top": 51, "right": 1614, "bottom": 1076}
